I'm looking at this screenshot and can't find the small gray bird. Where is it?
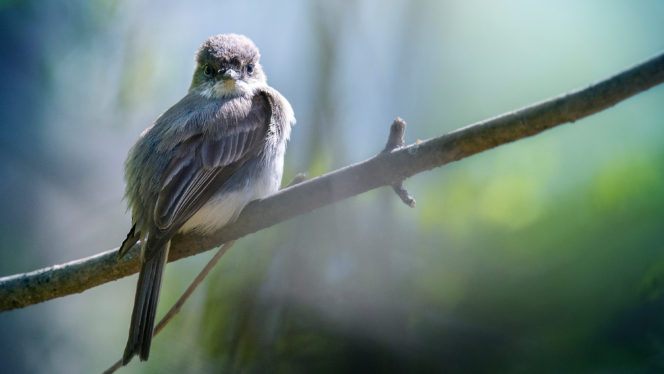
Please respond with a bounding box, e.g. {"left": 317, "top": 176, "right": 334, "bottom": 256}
{"left": 118, "top": 34, "right": 294, "bottom": 365}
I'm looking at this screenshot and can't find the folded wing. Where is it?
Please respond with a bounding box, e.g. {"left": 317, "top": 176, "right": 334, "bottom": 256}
{"left": 148, "top": 95, "right": 270, "bottom": 257}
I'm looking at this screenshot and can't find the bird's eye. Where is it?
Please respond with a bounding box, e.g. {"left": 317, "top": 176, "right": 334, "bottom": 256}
{"left": 203, "top": 65, "right": 214, "bottom": 76}
{"left": 247, "top": 63, "right": 254, "bottom": 74}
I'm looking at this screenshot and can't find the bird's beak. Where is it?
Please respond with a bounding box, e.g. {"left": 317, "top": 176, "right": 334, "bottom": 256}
{"left": 219, "top": 68, "right": 240, "bottom": 80}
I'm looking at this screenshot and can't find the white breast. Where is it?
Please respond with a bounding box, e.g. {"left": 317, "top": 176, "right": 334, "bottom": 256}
{"left": 178, "top": 143, "right": 285, "bottom": 234}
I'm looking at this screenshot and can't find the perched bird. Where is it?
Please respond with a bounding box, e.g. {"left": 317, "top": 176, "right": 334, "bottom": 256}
{"left": 118, "top": 34, "right": 295, "bottom": 365}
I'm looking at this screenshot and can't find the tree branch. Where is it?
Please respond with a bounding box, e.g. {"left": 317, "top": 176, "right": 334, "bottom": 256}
{"left": 1, "top": 51, "right": 663, "bottom": 312}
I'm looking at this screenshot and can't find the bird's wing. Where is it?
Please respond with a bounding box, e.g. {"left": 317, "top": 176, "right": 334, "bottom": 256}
{"left": 148, "top": 94, "right": 270, "bottom": 254}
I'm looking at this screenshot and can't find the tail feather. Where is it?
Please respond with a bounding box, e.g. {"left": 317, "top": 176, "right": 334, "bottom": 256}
{"left": 118, "top": 224, "right": 140, "bottom": 259}
{"left": 122, "top": 241, "right": 170, "bottom": 365}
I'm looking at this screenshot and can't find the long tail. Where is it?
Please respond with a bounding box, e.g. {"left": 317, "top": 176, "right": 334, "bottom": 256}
{"left": 122, "top": 241, "right": 170, "bottom": 365}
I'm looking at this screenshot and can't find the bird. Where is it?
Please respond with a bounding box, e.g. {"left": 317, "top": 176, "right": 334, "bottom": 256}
{"left": 117, "top": 33, "right": 295, "bottom": 365}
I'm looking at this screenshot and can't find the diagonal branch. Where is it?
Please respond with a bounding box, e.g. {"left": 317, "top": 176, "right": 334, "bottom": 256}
{"left": 1, "top": 51, "right": 663, "bottom": 312}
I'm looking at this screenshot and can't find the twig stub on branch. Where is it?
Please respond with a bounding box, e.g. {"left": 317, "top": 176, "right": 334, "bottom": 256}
{"left": 383, "top": 117, "right": 416, "bottom": 208}
{"left": 383, "top": 117, "right": 407, "bottom": 151}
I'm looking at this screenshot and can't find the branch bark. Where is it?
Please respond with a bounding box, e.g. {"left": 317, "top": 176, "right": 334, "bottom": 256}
{"left": 1, "top": 51, "right": 663, "bottom": 312}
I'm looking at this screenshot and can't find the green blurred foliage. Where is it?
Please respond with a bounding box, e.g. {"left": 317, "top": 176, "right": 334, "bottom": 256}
{"left": 168, "top": 149, "right": 664, "bottom": 374}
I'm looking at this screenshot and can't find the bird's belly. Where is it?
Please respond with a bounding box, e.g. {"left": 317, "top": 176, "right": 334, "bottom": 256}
{"left": 178, "top": 189, "right": 250, "bottom": 234}
{"left": 178, "top": 147, "right": 285, "bottom": 234}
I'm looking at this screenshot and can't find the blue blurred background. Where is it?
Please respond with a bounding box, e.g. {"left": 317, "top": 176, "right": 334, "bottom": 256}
{"left": 1, "top": 1, "right": 663, "bottom": 373}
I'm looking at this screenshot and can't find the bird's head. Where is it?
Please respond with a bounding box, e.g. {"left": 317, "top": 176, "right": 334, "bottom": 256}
{"left": 190, "top": 34, "right": 266, "bottom": 98}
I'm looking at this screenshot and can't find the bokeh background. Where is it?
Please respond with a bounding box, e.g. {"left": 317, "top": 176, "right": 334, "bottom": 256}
{"left": 1, "top": 1, "right": 664, "bottom": 373}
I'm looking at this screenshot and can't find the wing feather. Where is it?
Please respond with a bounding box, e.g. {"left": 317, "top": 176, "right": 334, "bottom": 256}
{"left": 151, "top": 94, "right": 270, "bottom": 234}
